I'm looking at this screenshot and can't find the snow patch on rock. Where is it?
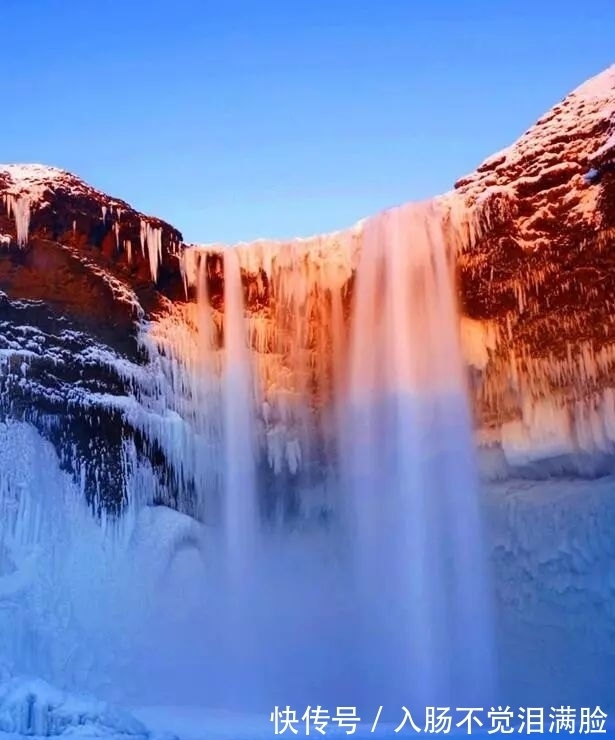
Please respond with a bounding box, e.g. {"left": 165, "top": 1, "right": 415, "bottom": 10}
{"left": 0, "top": 164, "right": 122, "bottom": 212}
{"left": 456, "top": 64, "right": 615, "bottom": 239}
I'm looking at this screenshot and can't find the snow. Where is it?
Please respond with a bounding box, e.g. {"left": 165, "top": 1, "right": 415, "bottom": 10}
{"left": 133, "top": 706, "right": 404, "bottom": 740}
{"left": 0, "top": 164, "right": 178, "bottom": 275}
{"left": 486, "top": 475, "right": 615, "bottom": 654}
{"left": 0, "top": 678, "right": 149, "bottom": 738}
{"left": 0, "top": 296, "right": 157, "bottom": 471}
{"left": 471, "top": 65, "right": 615, "bottom": 185}
{"left": 0, "top": 412, "right": 614, "bottom": 730}
{"left": 456, "top": 64, "right": 615, "bottom": 242}
{"left": 0, "top": 418, "right": 209, "bottom": 706}
{"left": 0, "top": 165, "right": 122, "bottom": 214}
{"left": 591, "top": 131, "right": 615, "bottom": 162}
{"left": 2, "top": 68, "right": 615, "bottom": 738}
{"left": 133, "top": 706, "right": 271, "bottom": 740}
{"left": 472, "top": 337, "right": 615, "bottom": 475}
{"left": 0, "top": 165, "right": 70, "bottom": 203}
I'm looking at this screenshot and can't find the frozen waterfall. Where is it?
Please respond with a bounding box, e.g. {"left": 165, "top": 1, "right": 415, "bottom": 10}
{"left": 0, "top": 198, "right": 496, "bottom": 712}
{"left": 9, "top": 194, "right": 615, "bottom": 721}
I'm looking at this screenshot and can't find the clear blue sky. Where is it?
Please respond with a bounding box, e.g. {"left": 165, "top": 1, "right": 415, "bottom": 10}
{"left": 2, "top": 0, "right": 614, "bottom": 243}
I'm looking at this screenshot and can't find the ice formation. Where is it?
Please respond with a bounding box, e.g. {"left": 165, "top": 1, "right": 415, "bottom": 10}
{"left": 145, "top": 177, "right": 615, "bottom": 493}
{"left": 0, "top": 165, "right": 177, "bottom": 278}
{"left": 121, "top": 198, "right": 495, "bottom": 712}
{"left": 1, "top": 181, "right": 615, "bottom": 720}
{"left": 3, "top": 66, "right": 615, "bottom": 720}
{"left": 3, "top": 194, "right": 31, "bottom": 248}
{"left": 0, "top": 677, "right": 148, "bottom": 737}
{"left": 471, "top": 334, "right": 615, "bottom": 474}
{"left": 129, "top": 170, "right": 615, "bottom": 710}
{"left": 139, "top": 219, "right": 163, "bottom": 283}
{"left": 154, "top": 194, "right": 495, "bottom": 497}
{"left": 7, "top": 194, "right": 503, "bottom": 711}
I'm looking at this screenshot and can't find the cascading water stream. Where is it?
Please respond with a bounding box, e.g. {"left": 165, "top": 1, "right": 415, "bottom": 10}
{"left": 340, "top": 201, "right": 495, "bottom": 712}
{"left": 0, "top": 196, "right": 497, "bottom": 717}
{"left": 217, "top": 247, "right": 262, "bottom": 707}
{"left": 222, "top": 248, "right": 259, "bottom": 583}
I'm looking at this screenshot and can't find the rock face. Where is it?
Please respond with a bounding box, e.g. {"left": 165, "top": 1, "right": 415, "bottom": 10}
{"left": 179, "top": 65, "right": 615, "bottom": 478}
{"left": 455, "top": 66, "right": 615, "bottom": 469}
{"left": 0, "top": 165, "right": 185, "bottom": 310}
{"left": 0, "top": 165, "right": 186, "bottom": 511}
{"left": 2, "top": 65, "right": 615, "bottom": 513}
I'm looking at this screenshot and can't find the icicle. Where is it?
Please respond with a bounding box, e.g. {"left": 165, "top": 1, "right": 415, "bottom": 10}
{"left": 139, "top": 189, "right": 615, "bottom": 495}
{"left": 139, "top": 220, "right": 147, "bottom": 256}
{"left": 114, "top": 222, "right": 120, "bottom": 249}
{"left": 5, "top": 194, "right": 32, "bottom": 248}
{"left": 101, "top": 205, "right": 107, "bottom": 223}
{"left": 139, "top": 219, "right": 163, "bottom": 283}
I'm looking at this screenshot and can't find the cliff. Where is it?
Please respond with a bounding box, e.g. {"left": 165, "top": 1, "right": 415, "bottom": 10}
{"left": 456, "top": 65, "right": 615, "bottom": 469}
{"left": 2, "top": 65, "right": 615, "bottom": 510}
{"left": 176, "top": 66, "right": 615, "bottom": 476}
{"left": 0, "top": 165, "right": 185, "bottom": 511}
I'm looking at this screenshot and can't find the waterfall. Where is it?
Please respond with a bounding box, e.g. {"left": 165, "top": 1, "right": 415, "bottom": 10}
{"left": 340, "top": 200, "right": 495, "bottom": 711}
{"left": 0, "top": 196, "right": 497, "bottom": 714}
{"left": 222, "top": 248, "right": 259, "bottom": 580}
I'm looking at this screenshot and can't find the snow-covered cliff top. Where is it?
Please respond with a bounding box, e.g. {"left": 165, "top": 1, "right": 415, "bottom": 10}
{"left": 0, "top": 162, "right": 185, "bottom": 286}
{"left": 455, "top": 64, "right": 615, "bottom": 243}
{"left": 0, "top": 163, "right": 133, "bottom": 214}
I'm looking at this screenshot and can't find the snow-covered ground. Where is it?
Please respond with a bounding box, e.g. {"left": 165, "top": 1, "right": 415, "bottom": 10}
{"left": 1, "top": 419, "right": 615, "bottom": 737}
{"left": 0, "top": 687, "right": 613, "bottom": 739}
